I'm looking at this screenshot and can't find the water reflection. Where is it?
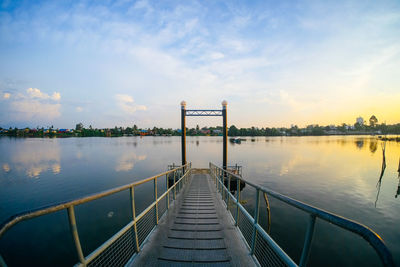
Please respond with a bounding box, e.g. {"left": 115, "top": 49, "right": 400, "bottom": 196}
{"left": 396, "top": 158, "right": 400, "bottom": 198}
{"left": 115, "top": 153, "right": 147, "bottom": 172}
{"left": 355, "top": 139, "right": 364, "bottom": 149}
{"left": 369, "top": 140, "right": 378, "bottom": 153}
{"left": 2, "top": 163, "right": 10, "bottom": 173}
{"left": 375, "top": 142, "right": 387, "bottom": 207}
{"left": 1, "top": 140, "right": 61, "bottom": 178}
{"left": 1, "top": 136, "right": 400, "bottom": 266}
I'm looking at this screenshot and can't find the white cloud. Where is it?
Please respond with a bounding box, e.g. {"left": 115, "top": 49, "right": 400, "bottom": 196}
{"left": 3, "top": 93, "right": 11, "bottom": 99}
{"left": 115, "top": 94, "right": 146, "bottom": 114}
{"left": 27, "top": 88, "right": 61, "bottom": 101}
{"left": 4, "top": 88, "right": 62, "bottom": 121}
{"left": 76, "top": 106, "right": 83, "bottom": 112}
{"left": 52, "top": 92, "right": 61, "bottom": 101}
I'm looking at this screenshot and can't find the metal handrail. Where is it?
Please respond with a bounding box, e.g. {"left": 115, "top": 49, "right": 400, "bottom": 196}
{"left": 0, "top": 162, "right": 192, "bottom": 267}
{"left": 209, "top": 163, "right": 395, "bottom": 267}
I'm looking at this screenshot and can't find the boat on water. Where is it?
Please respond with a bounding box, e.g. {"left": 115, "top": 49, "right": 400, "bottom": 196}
{"left": 229, "top": 137, "right": 241, "bottom": 143}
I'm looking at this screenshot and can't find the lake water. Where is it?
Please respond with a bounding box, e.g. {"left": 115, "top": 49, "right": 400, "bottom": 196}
{"left": 0, "top": 136, "right": 399, "bottom": 266}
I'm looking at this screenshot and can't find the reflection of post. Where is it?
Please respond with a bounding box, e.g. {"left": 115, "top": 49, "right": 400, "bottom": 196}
{"left": 396, "top": 157, "right": 400, "bottom": 198}
{"left": 375, "top": 142, "right": 387, "bottom": 207}
{"left": 181, "top": 101, "right": 186, "bottom": 166}
{"left": 222, "top": 100, "right": 228, "bottom": 172}
{"left": 398, "top": 157, "right": 400, "bottom": 175}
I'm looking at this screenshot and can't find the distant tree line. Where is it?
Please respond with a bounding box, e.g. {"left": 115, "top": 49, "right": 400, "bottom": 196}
{"left": 1, "top": 115, "right": 400, "bottom": 138}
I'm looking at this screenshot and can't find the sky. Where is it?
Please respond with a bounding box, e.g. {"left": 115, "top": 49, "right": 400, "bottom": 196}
{"left": 0, "top": 0, "right": 399, "bottom": 129}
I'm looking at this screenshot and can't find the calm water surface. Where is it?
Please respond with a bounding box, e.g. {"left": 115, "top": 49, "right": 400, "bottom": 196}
{"left": 0, "top": 136, "right": 399, "bottom": 266}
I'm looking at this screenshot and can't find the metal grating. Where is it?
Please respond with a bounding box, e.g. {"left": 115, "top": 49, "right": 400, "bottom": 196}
{"left": 227, "top": 194, "right": 237, "bottom": 220}
{"left": 237, "top": 208, "right": 253, "bottom": 247}
{"left": 137, "top": 206, "right": 156, "bottom": 246}
{"left": 217, "top": 179, "right": 287, "bottom": 267}
{"left": 87, "top": 227, "right": 137, "bottom": 267}
{"left": 158, "top": 195, "right": 168, "bottom": 219}
{"left": 254, "top": 230, "right": 288, "bottom": 267}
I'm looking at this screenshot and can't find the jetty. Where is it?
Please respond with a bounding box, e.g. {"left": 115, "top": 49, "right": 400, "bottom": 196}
{"left": 131, "top": 169, "right": 255, "bottom": 266}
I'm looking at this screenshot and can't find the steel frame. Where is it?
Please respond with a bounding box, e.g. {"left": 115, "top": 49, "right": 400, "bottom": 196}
{"left": 185, "top": 109, "right": 223, "bottom": 116}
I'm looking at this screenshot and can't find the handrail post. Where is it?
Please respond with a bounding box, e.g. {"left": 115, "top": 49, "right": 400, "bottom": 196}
{"left": 251, "top": 189, "right": 260, "bottom": 254}
{"left": 154, "top": 178, "right": 159, "bottom": 225}
{"left": 215, "top": 166, "right": 217, "bottom": 185}
{"left": 219, "top": 169, "right": 222, "bottom": 194}
{"left": 235, "top": 176, "right": 240, "bottom": 226}
{"left": 67, "top": 206, "right": 86, "bottom": 266}
{"left": 216, "top": 168, "right": 219, "bottom": 191}
{"left": 221, "top": 170, "right": 223, "bottom": 195}
{"left": 216, "top": 168, "right": 218, "bottom": 190}
{"left": 299, "top": 214, "right": 316, "bottom": 267}
{"left": 173, "top": 171, "right": 176, "bottom": 200}
{"left": 165, "top": 174, "right": 169, "bottom": 210}
{"left": 178, "top": 173, "right": 181, "bottom": 194}
{"left": 216, "top": 168, "right": 218, "bottom": 189}
{"left": 130, "top": 186, "right": 140, "bottom": 252}
{"left": 227, "top": 174, "right": 231, "bottom": 210}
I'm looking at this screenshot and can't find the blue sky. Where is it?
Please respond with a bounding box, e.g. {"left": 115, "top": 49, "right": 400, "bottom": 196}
{"left": 1, "top": 0, "right": 399, "bottom": 129}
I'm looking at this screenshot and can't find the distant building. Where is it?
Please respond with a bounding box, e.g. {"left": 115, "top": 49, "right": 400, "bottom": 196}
{"left": 213, "top": 129, "right": 222, "bottom": 134}
{"left": 140, "top": 130, "right": 147, "bottom": 136}
{"left": 201, "top": 127, "right": 210, "bottom": 134}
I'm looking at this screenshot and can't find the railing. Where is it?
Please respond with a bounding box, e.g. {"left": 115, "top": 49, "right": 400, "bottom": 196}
{"left": 209, "top": 163, "right": 395, "bottom": 267}
{"left": 0, "top": 163, "right": 192, "bottom": 267}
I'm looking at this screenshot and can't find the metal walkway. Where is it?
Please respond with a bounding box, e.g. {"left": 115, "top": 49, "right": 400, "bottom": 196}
{"left": 131, "top": 170, "right": 256, "bottom": 266}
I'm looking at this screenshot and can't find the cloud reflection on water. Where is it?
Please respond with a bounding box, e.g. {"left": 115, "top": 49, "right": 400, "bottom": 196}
{"left": 2, "top": 163, "right": 10, "bottom": 173}
{"left": 115, "top": 153, "right": 147, "bottom": 172}
{"left": 2, "top": 140, "right": 61, "bottom": 178}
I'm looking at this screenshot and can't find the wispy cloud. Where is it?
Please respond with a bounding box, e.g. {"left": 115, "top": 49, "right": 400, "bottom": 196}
{"left": 27, "top": 88, "right": 60, "bottom": 101}
{"left": 1, "top": 88, "right": 62, "bottom": 122}
{"left": 115, "top": 94, "right": 146, "bottom": 114}
{"left": 0, "top": 1, "right": 399, "bottom": 127}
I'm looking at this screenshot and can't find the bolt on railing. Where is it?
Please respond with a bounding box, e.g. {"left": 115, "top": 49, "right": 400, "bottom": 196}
{"left": 209, "top": 162, "right": 395, "bottom": 267}
{"left": 0, "top": 163, "right": 192, "bottom": 267}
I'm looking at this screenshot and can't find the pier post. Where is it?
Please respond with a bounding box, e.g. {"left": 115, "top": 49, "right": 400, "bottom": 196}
{"left": 181, "top": 101, "right": 187, "bottom": 167}
{"left": 222, "top": 100, "right": 228, "bottom": 172}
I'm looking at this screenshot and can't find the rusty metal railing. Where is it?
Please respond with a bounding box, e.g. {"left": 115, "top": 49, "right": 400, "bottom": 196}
{"left": 0, "top": 163, "right": 192, "bottom": 267}
{"left": 209, "top": 162, "right": 395, "bottom": 267}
